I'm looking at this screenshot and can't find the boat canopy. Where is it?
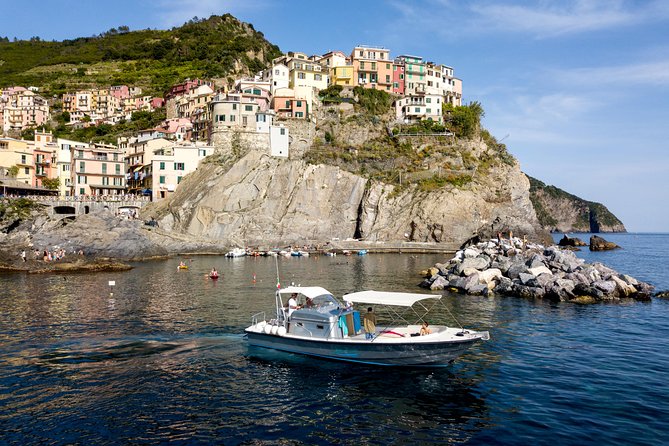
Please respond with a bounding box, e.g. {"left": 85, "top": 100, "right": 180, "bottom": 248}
{"left": 343, "top": 290, "right": 440, "bottom": 307}
{"left": 279, "top": 286, "right": 334, "bottom": 299}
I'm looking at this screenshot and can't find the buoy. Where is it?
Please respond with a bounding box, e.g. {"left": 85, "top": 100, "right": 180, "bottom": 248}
{"left": 277, "top": 326, "right": 287, "bottom": 336}
{"left": 263, "top": 324, "right": 272, "bottom": 334}
{"left": 257, "top": 321, "right": 267, "bottom": 330}
{"left": 252, "top": 273, "right": 256, "bottom": 284}
{"left": 270, "top": 325, "right": 278, "bottom": 335}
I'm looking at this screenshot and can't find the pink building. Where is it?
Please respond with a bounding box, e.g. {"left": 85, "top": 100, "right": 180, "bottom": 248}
{"left": 70, "top": 143, "right": 125, "bottom": 196}
{"left": 393, "top": 63, "right": 405, "bottom": 95}
{"left": 110, "top": 85, "right": 130, "bottom": 100}
{"left": 271, "top": 88, "right": 309, "bottom": 118}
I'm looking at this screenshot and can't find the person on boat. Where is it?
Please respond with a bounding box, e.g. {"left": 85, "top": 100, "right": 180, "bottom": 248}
{"left": 178, "top": 261, "right": 186, "bottom": 270}
{"left": 420, "top": 321, "right": 432, "bottom": 336}
{"left": 363, "top": 307, "right": 377, "bottom": 340}
{"left": 304, "top": 297, "right": 315, "bottom": 308}
{"left": 286, "top": 293, "right": 300, "bottom": 317}
{"left": 210, "top": 267, "right": 219, "bottom": 278}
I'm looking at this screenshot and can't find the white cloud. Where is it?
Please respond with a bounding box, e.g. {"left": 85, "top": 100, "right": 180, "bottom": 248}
{"left": 552, "top": 60, "right": 669, "bottom": 87}
{"left": 388, "top": 0, "right": 669, "bottom": 39}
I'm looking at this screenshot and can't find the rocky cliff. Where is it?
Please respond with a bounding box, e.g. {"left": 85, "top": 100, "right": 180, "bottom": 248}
{"left": 146, "top": 108, "right": 553, "bottom": 249}
{"left": 528, "top": 176, "right": 626, "bottom": 233}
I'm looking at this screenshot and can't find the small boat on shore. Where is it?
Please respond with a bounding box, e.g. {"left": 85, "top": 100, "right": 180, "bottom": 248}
{"left": 225, "top": 248, "right": 246, "bottom": 258}
{"left": 245, "top": 286, "right": 489, "bottom": 366}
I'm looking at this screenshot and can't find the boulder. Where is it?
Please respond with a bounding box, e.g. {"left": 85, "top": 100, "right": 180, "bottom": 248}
{"left": 467, "top": 284, "right": 489, "bottom": 296}
{"left": 590, "top": 235, "right": 620, "bottom": 251}
{"left": 429, "top": 275, "right": 449, "bottom": 290}
{"left": 528, "top": 265, "right": 552, "bottom": 277}
{"left": 478, "top": 268, "right": 503, "bottom": 288}
{"left": 558, "top": 235, "right": 587, "bottom": 246}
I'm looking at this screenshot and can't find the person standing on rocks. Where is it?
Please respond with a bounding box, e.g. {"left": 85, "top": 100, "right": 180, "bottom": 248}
{"left": 20, "top": 250, "right": 26, "bottom": 262}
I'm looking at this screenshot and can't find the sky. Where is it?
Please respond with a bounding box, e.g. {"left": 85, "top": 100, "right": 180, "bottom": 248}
{"left": 3, "top": 0, "right": 669, "bottom": 232}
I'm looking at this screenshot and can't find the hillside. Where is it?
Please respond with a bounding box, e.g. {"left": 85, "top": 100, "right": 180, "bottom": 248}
{"left": 0, "top": 14, "right": 282, "bottom": 96}
{"left": 527, "top": 176, "right": 626, "bottom": 233}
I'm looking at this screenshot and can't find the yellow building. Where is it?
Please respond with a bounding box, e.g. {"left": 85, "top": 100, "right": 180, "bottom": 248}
{"left": 0, "top": 137, "right": 33, "bottom": 185}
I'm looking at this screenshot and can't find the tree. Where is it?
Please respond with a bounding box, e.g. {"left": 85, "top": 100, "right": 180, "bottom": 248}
{"left": 41, "top": 177, "right": 60, "bottom": 190}
{"left": 7, "top": 165, "right": 19, "bottom": 177}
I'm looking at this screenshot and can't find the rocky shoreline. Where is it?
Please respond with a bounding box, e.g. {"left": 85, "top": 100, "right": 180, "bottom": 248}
{"left": 419, "top": 237, "right": 655, "bottom": 303}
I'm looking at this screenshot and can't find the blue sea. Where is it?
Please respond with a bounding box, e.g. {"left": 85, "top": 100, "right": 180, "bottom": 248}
{"left": 0, "top": 233, "right": 667, "bottom": 445}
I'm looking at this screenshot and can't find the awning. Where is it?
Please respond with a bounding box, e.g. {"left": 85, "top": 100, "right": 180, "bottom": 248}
{"left": 133, "top": 165, "right": 144, "bottom": 172}
{"left": 279, "top": 286, "right": 333, "bottom": 299}
{"left": 342, "top": 290, "right": 440, "bottom": 307}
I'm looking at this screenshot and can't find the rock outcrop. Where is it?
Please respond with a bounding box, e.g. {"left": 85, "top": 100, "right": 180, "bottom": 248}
{"left": 558, "top": 235, "right": 587, "bottom": 247}
{"left": 589, "top": 235, "right": 621, "bottom": 251}
{"left": 146, "top": 147, "right": 552, "bottom": 249}
{"left": 528, "top": 176, "right": 626, "bottom": 233}
{"left": 419, "top": 238, "right": 653, "bottom": 302}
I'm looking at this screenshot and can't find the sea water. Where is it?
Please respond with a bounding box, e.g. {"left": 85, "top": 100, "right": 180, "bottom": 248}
{"left": 0, "top": 235, "right": 667, "bottom": 445}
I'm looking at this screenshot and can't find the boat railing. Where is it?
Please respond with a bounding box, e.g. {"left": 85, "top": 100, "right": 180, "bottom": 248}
{"left": 251, "top": 311, "right": 265, "bottom": 325}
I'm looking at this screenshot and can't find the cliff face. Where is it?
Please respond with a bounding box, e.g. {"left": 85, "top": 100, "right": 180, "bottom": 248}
{"left": 149, "top": 139, "right": 552, "bottom": 249}
{"left": 528, "top": 176, "right": 626, "bottom": 233}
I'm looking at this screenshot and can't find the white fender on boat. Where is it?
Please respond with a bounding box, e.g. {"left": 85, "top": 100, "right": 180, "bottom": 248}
{"left": 270, "top": 325, "right": 278, "bottom": 335}
{"left": 277, "top": 326, "right": 287, "bottom": 336}
{"left": 263, "top": 324, "right": 272, "bottom": 334}
{"left": 257, "top": 321, "right": 267, "bottom": 330}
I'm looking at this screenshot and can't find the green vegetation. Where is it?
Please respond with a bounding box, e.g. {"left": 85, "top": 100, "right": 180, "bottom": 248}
{"left": 443, "top": 102, "right": 484, "bottom": 138}
{"left": 352, "top": 86, "right": 392, "bottom": 115}
{"left": 318, "top": 85, "right": 344, "bottom": 103}
{"left": 0, "top": 14, "right": 282, "bottom": 96}
{"left": 0, "top": 198, "right": 40, "bottom": 221}
{"left": 41, "top": 177, "right": 60, "bottom": 190}
{"left": 527, "top": 176, "right": 624, "bottom": 230}
{"left": 6, "top": 166, "right": 18, "bottom": 177}
{"left": 393, "top": 120, "right": 447, "bottom": 135}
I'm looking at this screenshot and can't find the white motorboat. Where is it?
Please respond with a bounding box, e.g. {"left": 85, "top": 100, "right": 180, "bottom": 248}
{"left": 245, "top": 286, "right": 489, "bottom": 366}
{"left": 225, "top": 247, "right": 246, "bottom": 258}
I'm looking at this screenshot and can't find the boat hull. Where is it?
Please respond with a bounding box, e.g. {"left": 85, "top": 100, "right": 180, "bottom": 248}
{"left": 245, "top": 331, "right": 484, "bottom": 366}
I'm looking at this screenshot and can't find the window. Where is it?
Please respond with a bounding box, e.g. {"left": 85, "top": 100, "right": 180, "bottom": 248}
{"left": 386, "top": 75, "right": 390, "bottom": 83}
{"left": 232, "top": 103, "right": 237, "bottom": 110}
{"left": 77, "top": 150, "right": 84, "bottom": 158}
{"left": 198, "top": 149, "right": 207, "bottom": 157}
{"left": 113, "top": 154, "right": 118, "bottom": 161}
{"left": 315, "top": 74, "right": 322, "bottom": 81}
{"left": 298, "top": 72, "right": 305, "bottom": 79}
{"left": 79, "top": 161, "right": 85, "bottom": 172}
{"left": 21, "top": 155, "right": 26, "bottom": 164}
{"left": 280, "top": 128, "right": 286, "bottom": 135}
{"left": 371, "top": 62, "right": 376, "bottom": 70}
{"left": 415, "top": 107, "right": 421, "bottom": 113}
{"left": 253, "top": 88, "right": 261, "bottom": 95}
{"left": 360, "top": 61, "right": 365, "bottom": 69}
{"left": 24, "top": 167, "right": 29, "bottom": 174}
{"left": 218, "top": 114, "right": 226, "bottom": 122}
{"left": 78, "top": 175, "right": 87, "bottom": 184}
{"left": 116, "top": 164, "right": 120, "bottom": 174}
{"left": 177, "top": 176, "right": 182, "bottom": 184}
{"left": 245, "top": 105, "right": 253, "bottom": 111}
{"left": 274, "top": 69, "right": 279, "bottom": 75}
{"left": 427, "top": 108, "right": 432, "bottom": 114}
{"left": 160, "top": 162, "right": 165, "bottom": 170}
{"left": 285, "top": 100, "right": 291, "bottom": 108}
{"left": 79, "top": 188, "right": 85, "bottom": 195}
{"left": 296, "top": 101, "right": 302, "bottom": 107}
{"left": 295, "top": 112, "right": 304, "bottom": 118}
{"left": 426, "top": 98, "right": 431, "bottom": 103}
{"left": 102, "top": 163, "right": 107, "bottom": 173}
{"left": 159, "top": 176, "right": 165, "bottom": 184}
{"left": 62, "top": 165, "right": 70, "bottom": 172}
{"left": 400, "top": 74, "right": 404, "bottom": 79}
{"left": 386, "top": 63, "right": 390, "bottom": 69}
{"left": 102, "top": 177, "right": 109, "bottom": 186}
{"left": 230, "top": 115, "right": 236, "bottom": 122}
{"left": 174, "top": 163, "right": 185, "bottom": 171}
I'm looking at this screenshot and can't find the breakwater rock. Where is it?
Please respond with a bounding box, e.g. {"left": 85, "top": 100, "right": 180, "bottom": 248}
{"left": 419, "top": 238, "right": 654, "bottom": 302}
{"left": 590, "top": 235, "right": 621, "bottom": 251}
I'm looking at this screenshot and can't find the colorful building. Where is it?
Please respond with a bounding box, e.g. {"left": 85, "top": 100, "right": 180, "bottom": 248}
{"left": 151, "top": 143, "right": 213, "bottom": 201}
{"left": 70, "top": 143, "right": 125, "bottom": 196}
{"left": 350, "top": 46, "right": 393, "bottom": 92}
